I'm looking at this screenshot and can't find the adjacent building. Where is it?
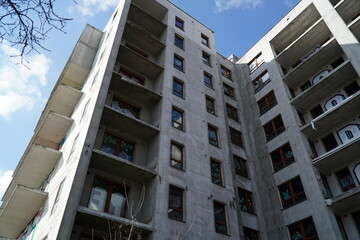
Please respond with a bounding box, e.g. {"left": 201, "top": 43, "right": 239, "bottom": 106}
{"left": 1, "top": 0, "right": 359, "bottom": 239}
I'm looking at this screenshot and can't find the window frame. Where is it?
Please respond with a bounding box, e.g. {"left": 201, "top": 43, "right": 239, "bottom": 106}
{"left": 223, "top": 83, "right": 235, "bottom": 99}
{"left": 101, "top": 132, "right": 135, "bottom": 161}
{"left": 253, "top": 71, "right": 270, "bottom": 92}
{"left": 213, "top": 201, "right": 228, "bottom": 235}
{"left": 248, "top": 53, "right": 264, "bottom": 73}
{"left": 238, "top": 188, "right": 255, "bottom": 214}
{"left": 174, "top": 34, "right": 184, "bottom": 50}
{"left": 220, "top": 65, "right": 232, "bottom": 80}
{"left": 173, "top": 77, "right": 184, "bottom": 98}
{"left": 201, "top": 33, "right": 210, "bottom": 47}
{"left": 278, "top": 177, "right": 306, "bottom": 209}
{"left": 336, "top": 168, "right": 356, "bottom": 192}
{"left": 206, "top": 95, "right": 216, "bottom": 115}
{"left": 208, "top": 124, "right": 219, "bottom": 147}
{"left": 174, "top": 54, "right": 184, "bottom": 72}
{"left": 204, "top": 71, "right": 213, "bottom": 89}
{"left": 210, "top": 159, "right": 223, "bottom": 186}
{"left": 175, "top": 16, "right": 184, "bottom": 30}
{"left": 168, "top": 185, "right": 184, "bottom": 221}
{"left": 171, "top": 107, "right": 184, "bottom": 131}
{"left": 229, "top": 127, "right": 244, "bottom": 148}
{"left": 111, "top": 97, "right": 140, "bottom": 119}
{"left": 119, "top": 66, "right": 145, "bottom": 85}
{"left": 263, "top": 115, "right": 285, "bottom": 141}
{"left": 170, "top": 141, "right": 184, "bottom": 170}
{"left": 243, "top": 227, "right": 260, "bottom": 240}
{"left": 234, "top": 155, "right": 248, "bottom": 178}
{"left": 270, "top": 143, "right": 295, "bottom": 172}
{"left": 226, "top": 103, "right": 239, "bottom": 121}
{"left": 257, "top": 91, "right": 277, "bottom": 115}
{"left": 288, "top": 217, "right": 318, "bottom": 240}
{"left": 202, "top": 51, "right": 211, "bottom": 66}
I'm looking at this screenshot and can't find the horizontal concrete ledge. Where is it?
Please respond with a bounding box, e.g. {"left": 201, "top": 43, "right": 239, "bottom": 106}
{"left": 48, "top": 84, "right": 83, "bottom": 117}
{"left": 0, "top": 185, "right": 47, "bottom": 239}
{"left": 313, "top": 137, "right": 360, "bottom": 174}
{"left": 327, "top": 186, "right": 360, "bottom": 213}
{"left": 90, "top": 149, "right": 157, "bottom": 183}
{"left": 76, "top": 206, "right": 153, "bottom": 233}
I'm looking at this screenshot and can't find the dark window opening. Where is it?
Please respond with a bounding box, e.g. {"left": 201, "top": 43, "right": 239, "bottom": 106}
{"left": 278, "top": 177, "right": 306, "bottom": 209}
{"left": 322, "top": 133, "right": 338, "bottom": 152}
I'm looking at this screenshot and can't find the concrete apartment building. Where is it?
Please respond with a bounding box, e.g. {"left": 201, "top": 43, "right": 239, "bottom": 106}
{"left": 1, "top": 0, "right": 360, "bottom": 239}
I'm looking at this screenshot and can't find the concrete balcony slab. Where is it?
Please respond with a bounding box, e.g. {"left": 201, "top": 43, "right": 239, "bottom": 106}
{"left": 301, "top": 91, "right": 360, "bottom": 140}
{"left": 349, "top": 15, "right": 360, "bottom": 41}
{"left": 48, "top": 84, "right": 83, "bottom": 117}
{"left": 0, "top": 186, "right": 47, "bottom": 238}
{"left": 117, "top": 44, "right": 164, "bottom": 80}
{"left": 90, "top": 149, "right": 156, "bottom": 184}
{"left": 335, "top": 0, "right": 360, "bottom": 24}
{"left": 327, "top": 186, "right": 360, "bottom": 213}
{"left": 313, "top": 137, "right": 360, "bottom": 174}
{"left": 283, "top": 38, "right": 342, "bottom": 88}
{"left": 110, "top": 71, "right": 162, "bottom": 107}
{"left": 291, "top": 60, "right": 357, "bottom": 111}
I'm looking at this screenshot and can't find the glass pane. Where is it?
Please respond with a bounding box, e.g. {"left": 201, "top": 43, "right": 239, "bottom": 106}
{"left": 169, "top": 188, "right": 182, "bottom": 208}
{"left": 173, "top": 81, "right": 183, "bottom": 97}
{"left": 208, "top": 127, "right": 218, "bottom": 145}
{"left": 211, "top": 162, "right": 221, "bottom": 177}
{"left": 175, "top": 37, "right": 183, "bottom": 48}
{"left": 88, "top": 179, "right": 109, "bottom": 212}
{"left": 288, "top": 223, "right": 303, "bottom": 240}
{"left": 206, "top": 99, "right": 215, "bottom": 113}
{"left": 108, "top": 184, "right": 125, "bottom": 217}
{"left": 271, "top": 151, "right": 282, "bottom": 165}
{"left": 118, "top": 139, "right": 134, "bottom": 161}
{"left": 283, "top": 145, "right": 293, "bottom": 159}
{"left": 172, "top": 109, "right": 183, "bottom": 129}
{"left": 336, "top": 168, "right": 356, "bottom": 191}
{"left": 101, "top": 133, "right": 117, "bottom": 155}
{"left": 262, "top": 72, "right": 270, "bottom": 82}
{"left": 171, "top": 144, "right": 182, "bottom": 162}
{"left": 304, "top": 219, "right": 318, "bottom": 238}
{"left": 214, "top": 203, "right": 227, "bottom": 234}
{"left": 204, "top": 74, "right": 212, "bottom": 87}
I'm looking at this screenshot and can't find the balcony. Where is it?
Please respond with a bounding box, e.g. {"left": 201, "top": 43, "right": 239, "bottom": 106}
{"left": 101, "top": 105, "right": 159, "bottom": 140}
{"left": 117, "top": 44, "right": 164, "bottom": 80}
{"left": 335, "top": 0, "right": 360, "bottom": 24}
{"left": 0, "top": 185, "right": 47, "bottom": 238}
{"left": 76, "top": 206, "right": 153, "bottom": 234}
{"left": 291, "top": 60, "right": 357, "bottom": 111}
{"left": 127, "top": 3, "right": 167, "bottom": 38}
{"left": 313, "top": 137, "right": 360, "bottom": 174}
{"left": 2, "top": 144, "right": 61, "bottom": 204}
{"left": 110, "top": 71, "right": 162, "bottom": 107}
{"left": 123, "top": 21, "right": 165, "bottom": 57}
{"left": 276, "top": 20, "right": 331, "bottom": 69}
{"left": 283, "top": 38, "right": 342, "bottom": 88}
{"left": 47, "top": 84, "right": 83, "bottom": 117}
{"left": 327, "top": 186, "right": 360, "bottom": 213}
{"left": 271, "top": 4, "right": 320, "bottom": 53}
{"left": 34, "top": 111, "right": 73, "bottom": 149}
{"left": 301, "top": 91, "right": 360, "bottom": 140}
{"left": 349, "top": 14, "right": 360, "bottom": 41}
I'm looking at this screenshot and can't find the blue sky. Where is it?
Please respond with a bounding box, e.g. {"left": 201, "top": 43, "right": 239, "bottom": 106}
{"left": 0, "top": 0, "right": 300, "bottom": 200}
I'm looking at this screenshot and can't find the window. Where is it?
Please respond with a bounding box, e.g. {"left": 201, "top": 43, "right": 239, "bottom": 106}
{"left": 208, "top": 125, "right": 219, "bottom": 147}
{"left": 168, "top": 185, "right": 184, "bottom": 221}
{"left": 263, "top": 115, "right": 285, "bottom": 141}
{"left": 310, "top": 105, "right": 324, "bottom": 119}
{"left": 229, "top": 127, "right": 243, "bottom": 148}
{"left": 243, "top": 227, "right": 260, "bottom": 240}
{"left": 175, "top": 17, "right": 184, "bottom": 30}
{"left": 111, "top": 98, "right": 140, "bottom": 119}
{"left": 173, "top": 78, "right": 184, "bottom": 98}
{"left": 336, "top": 168, "right": 356, "bottom": 192}
{"left": 170, "top": 141, "right": 184, "bottom": 170}
{"left": 51, "top": 179, "right": 65, "bottom": 214}
{"left": 352, "top": 210, "right": 360, "bottom": 234}
{"left": 211, "top": 159, "right": 223, "bottom": 186}
{"left": 278, "top": 177, "right": 306, "bottom": 209}
{"left": 249, "top": 53, "right": 264, "bottom": 72}
{"left": 223, "top": 83, "right": 235, "bottom": 98}
{"left": 174, "top": 54, "right": 184, "bottom": 72}
{"left": 201, "top": 34, "right": 209, "bottom": 47}
{"left": 253, "top": 71, "right": 270, "bottom": 92}
{"left": 234, "top": 155, "right": 248, "bottom": 178}
{"left": 174, "top": 34, "right": 184, "bottom": 49}
{"left": 301, "top": 81, "right": 312, "bottom": 91}
{"left": 288, "top": 217, "right": 318, "bottom": 240}
{"left": 220, "top": 65, "right": 232, "bottom": 80}
{"left": 171, "top": 107, "right": 184, "bottom": 130}
{"left": 330, "top": 57, "right": 344, "bottom": 69}
{"left": 226, "top": 104, "right": 239, "bottom": 121}
{"left": 88, "top": 177, "right": 126, "bottom": 217}
{"left": 213, "top": 201, "right": 227, "bottom": 235}
{"left": 270, "top": 143, "right": 295, "bottom": 172}
{"left": 308, "top": 139, "right": 318, "bottom": 158}
{"left": 257, "top": 91, "right": 277, "bottom": 115}
{"left": 238, "top": 188, "right": 255, "bottom": 214}
{"left": 119, "top": 67, "right": 145, "bottom": 85}
{"left": 204, "top": 72, "right": 213, "bottom": 88}
{"left": 206, "top": 96, "right": 216, "bottom": 115}
{"left": 344, "top": 81, "right": 360, "bottom": 96}
{"left": 101, "top": 132, "right": 135, "bottom": 161}
{"left": 202, "top": 51, "right": 211, "bottom": 66}
{"left": 322, "top": 133, "right": 338, "bottom": 152}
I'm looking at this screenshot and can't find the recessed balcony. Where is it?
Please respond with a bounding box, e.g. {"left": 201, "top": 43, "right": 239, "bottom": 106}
{"left": 327, "top": 186, "right": 360, "bottom": 213}
{"left": 117, "top": 44, "right": 164, "bottom": 80}
{"left": 349, "top": 14, "right": 360, "bottom": 41}
{"left": 90, "top": 149, "right": 156, "bottom": 184}
{"left": 313, "top": 137, "right": 360, "bottom": 174}
{"left": 110, "top": 71, "right": 162, "bottom": 107}
{"left": 301, "top": 91, "right": 360, "bottom": 140}
{"left": 291, "top": 60, "right": 357, "bottom": 111}
{"left": 276, "top": 20, "right": 331, "bottom": 69}
{"left": 123, "top": 21, "right": 165, "bottom": 57}
{"left": 48, "top": 84, "right": 83, "bottom": 117}
{"left": 0, "top": 185, "right": 47, "bottom": 239}
{"left": 2, "top": 144, "right": 61, "bottom": 204}
{"left": 34, "top": 111, "right": 73, "bottom": 149}
{"left": 101, "top": 105, "right": 159, "bottom": 140}
{"left": 335, "top": 0, "right": 360, "bottom": 24}
{"left": 127, "top": 4, "right": 167, "bottom": 38}
{"left": 283, "top": 38, "right": 342, "bottom": 88}
{"left": 76, "top": 206, "right": 153, "bottom": 234}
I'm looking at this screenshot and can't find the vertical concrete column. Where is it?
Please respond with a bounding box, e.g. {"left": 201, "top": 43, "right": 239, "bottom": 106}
{"left": 313, "top": 0, "right": 360, "bottom": 77}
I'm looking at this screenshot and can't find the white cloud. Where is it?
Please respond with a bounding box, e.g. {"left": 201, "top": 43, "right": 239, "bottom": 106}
{"left": 0, "top": 42, "right": 50, "bottom": 120}
{"left": 69, "top": 0, "right": 118, "bottom": 16}
{"left": 214, "top": 0, "right": 262, "bottom": 13}
{"left": 0, "top": 170, "right": 13, "bottom": 203}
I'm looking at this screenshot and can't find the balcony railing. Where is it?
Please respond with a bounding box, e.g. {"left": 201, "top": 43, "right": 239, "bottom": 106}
{"left": 326, "top": 186, "right": 360, "bottom": 213}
